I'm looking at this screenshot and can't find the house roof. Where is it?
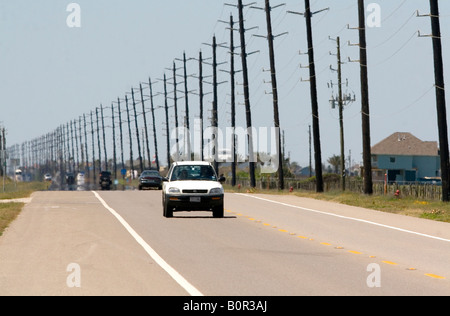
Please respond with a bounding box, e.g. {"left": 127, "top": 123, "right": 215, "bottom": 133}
{"left": 371, "top": 132, "right": 438, "bottom": 156}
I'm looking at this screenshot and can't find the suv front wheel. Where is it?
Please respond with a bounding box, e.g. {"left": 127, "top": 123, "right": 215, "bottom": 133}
{"left": 163, "top": 197, "right": 173, "bottom": 218}
{"left": 212, "top": 203, "right": 224, "bottom": 218}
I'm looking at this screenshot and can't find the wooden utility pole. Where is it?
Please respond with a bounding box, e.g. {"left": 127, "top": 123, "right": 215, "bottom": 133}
{"left": 163, "top": 73, "right": 171, "bottom": 167}
{"left": 288, "top": 2, "right": 328, "bottom": 192}
{"left": 198, "top": 51, "right": 206, "bottom": 161}
{"left": 111, "top": 104, "right": 117, "bottom": 179}
{"left": 228, "top": 15, "right": 238, "bottom": 186}
{"left": 212, "top": 35, "right": 219, "bottom": 173}
{"left": 305, "top": 0, "right": 323, "bottom": 193}
{"left": 252, "top": 0, "right": 286, "bottom": 190}
{"left": 139, "top": 83, "right": 151, "bottom": 169}
{"left": 100, "top": 104, "right": 108, "bottom": 171}
{"left": 117, "top": 98, "right": 125, "bottom": 172}
{"left": 181, "top": 52, "right": 192, "bottom": 159}
{"left": 131, "top": 89, "right": 143, "bottom": 173}
{"left": 148, "top": 77, "right": 160, "bottom": 171}
{"left": 90, "top": 111, "right": 96, "bottom": 185}
{"left": 83, "top": 114, "right": 89, "bottom": 180}
{"left": 358, "top": 0, "right": 373, "bottom": 195}
{"left": 330, "top": 36, "right": 347, "bottom": 191}
{"left": 237, "top": 0, "right": 256, "bottom": 188}
{"left": 430, "top": 0, "right": 449, "bottom": 201}
{"left": 95, "top": 108, "right": 102, "bottom": 172}
{"left": 337, "top": 37, "right": 345, "bottom": 191}
{"left": 125, "top": 95, "right": 134, "bottom": 176}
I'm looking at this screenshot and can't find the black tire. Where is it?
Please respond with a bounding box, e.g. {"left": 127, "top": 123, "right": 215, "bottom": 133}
{"left": 163, "top": 197, "right": 173, "bottom": 218}
{"left": 213, "top": 203, "right": 224, "bottom": 218}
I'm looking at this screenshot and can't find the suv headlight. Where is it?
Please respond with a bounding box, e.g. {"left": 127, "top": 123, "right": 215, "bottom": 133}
{"left": 210, "top": 187, "right": 223, "bottom": 194}
{"left": 168, "top": 187, "right": 180, "bottom": 193}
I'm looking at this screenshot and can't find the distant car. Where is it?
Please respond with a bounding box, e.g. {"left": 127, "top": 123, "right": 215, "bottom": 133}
{"left": 44, "top": 173, "right": 52, "bottom": 181}
{"left": 162, "top": 161, "right": 226, "bottom": 218}
{"left": 99, "top": 171, "right": 112, "bottom": 190}
{"left": 76, "top": 172, "right": 85, "bottom": 188}
{"left": 66, "top": 172, "right": 75, "bottom": 190}
{"left": 138, "top": 169, "right": 163, "bottom": 190}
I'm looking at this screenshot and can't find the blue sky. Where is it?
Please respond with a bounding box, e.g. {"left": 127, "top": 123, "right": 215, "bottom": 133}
{"left": 1, "top": 0, "right": 449, "bottom": 168}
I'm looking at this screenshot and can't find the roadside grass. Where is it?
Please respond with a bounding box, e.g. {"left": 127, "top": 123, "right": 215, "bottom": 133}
{"left": 0, "top": 181, "right": 49, "bottom": 200}
{"left": 0, "top": 181, "right": 48, "bottom": 236}
{"left": 0, "top": 202, "right": 24, "bottom": 237}
{"left": 224, "top": 185, "right": 450, "bottom": 223}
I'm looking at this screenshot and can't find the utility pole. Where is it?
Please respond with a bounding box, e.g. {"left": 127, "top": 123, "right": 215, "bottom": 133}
{"left": 148, "top": 77, "right": 160, "bottom": 171}
{"left": 100, "top": 104, "right": 108, "bottom": 171}
{"left": 226, "top": 0, "right": 259, "bottom": 188}
{"left": 197, "top": 51, "right": 206, "bottom": 161}
{"left": 329, "top": 36, "right": 355, "bottom": 191}
{"left": 336, "top": 37, "right": 345, "bottom": 191}
{"left": 212, "top": 36, "right": 220, "bottom": 173}
{"left": 252, "top": 0, "right": 287, "bottom": 190}
{"left": 288, "top": 1, "right": 328, "bottom": 193}
{"left": 90, "top": 111, "right": 96, "bottom": 186}
{"left": 69, "top": 120, "right": 75, "bottom": 172}
{"left": 163, "top": 73, "right": 171, "bottom": 167}
{"left": 418, "top": 0, "right": 449, "bottom": 201}
{"left": 358, "top": 0, "right": 373, "bottom": 195}
{"left": 176, "top": 52, "right": 195, "bottom": 160}
{"left": 95, "top": 108, "right": 102, "bottom": 173}
{"left": 171, "top": 62, "right": 180, "bottom": 161}
{"left": 79, "top": 116, "right": 85, "bottom": 176}
{"left": 431, "top": 0, "right": 449, "bottom": 201}
{"left": 308, "top": 125, "right": 312, "bottom": 177}
{"left": 219, "top": 14, "right": 239, "bottom": 186}
{"left": 125, "top": 95, "right": 134, "bottom": 177}
{"left": 139, "top": 83, "right": 151, "bottom": 169}
{"left": 111, "top": 103, "right": 117, "bottom": 180}
{"left": 131, "top": 89, "right": 143, "bottom": 173}
{"left": 73, "top": 120, "right": 79, "bottom": 172}
{"left": 83, "top": 114, "right": 89, "bottom": 181}
{"left": 203, "top": 36, "right": 228, "bottom": 173}
{"left": 116, "top": 98, "right": 125, "bottom": 173}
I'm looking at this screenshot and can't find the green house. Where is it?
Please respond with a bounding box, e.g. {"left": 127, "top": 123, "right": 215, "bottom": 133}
{"left": 371, "top": 132, "right": 440, "bottom": 183}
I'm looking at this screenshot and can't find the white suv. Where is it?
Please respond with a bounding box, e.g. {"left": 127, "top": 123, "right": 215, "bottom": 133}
{"left": 162, "top": 161, "right": 225, "bottom": 218}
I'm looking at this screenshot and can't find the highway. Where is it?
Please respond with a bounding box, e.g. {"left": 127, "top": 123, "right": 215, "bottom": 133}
{"left": 1, "top": 190, "right": 450, "bottom": 296}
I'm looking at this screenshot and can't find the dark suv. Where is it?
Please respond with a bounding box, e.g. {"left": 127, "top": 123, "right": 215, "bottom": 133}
{"left": 99, "top": 171, "right": 112, "bottom": 190}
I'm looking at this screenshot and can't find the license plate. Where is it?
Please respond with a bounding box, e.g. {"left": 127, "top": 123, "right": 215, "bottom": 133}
{"left": 190, "top": 197, "right": 201, "bottom": 202}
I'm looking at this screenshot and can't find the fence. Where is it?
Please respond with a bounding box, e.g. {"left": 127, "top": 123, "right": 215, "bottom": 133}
{"left": 227, "top": 177, "right": 443, "bottom": 201}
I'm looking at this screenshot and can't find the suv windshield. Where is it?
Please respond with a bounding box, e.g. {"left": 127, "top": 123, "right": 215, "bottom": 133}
{"left": 170, "top": 165, "right": 217, "bottom": 181}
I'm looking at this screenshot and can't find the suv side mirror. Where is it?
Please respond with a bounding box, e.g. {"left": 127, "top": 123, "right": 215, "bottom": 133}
{"left": 162, "top": 177, "right": 168, "bottom": 182}
{"left": 218, "top": 176, "right": 226, "bottom": 183}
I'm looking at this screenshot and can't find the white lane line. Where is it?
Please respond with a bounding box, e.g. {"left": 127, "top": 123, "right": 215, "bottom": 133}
{"left": 92, "top": 191, "right": 203, "bottom": 296}
{"left": 236, "top": 193, "right": 450, "bottom": 243}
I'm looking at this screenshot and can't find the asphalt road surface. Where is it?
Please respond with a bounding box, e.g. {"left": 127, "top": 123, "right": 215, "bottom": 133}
{"left": 1, "top": 190, "right": 450, "bottom": 296}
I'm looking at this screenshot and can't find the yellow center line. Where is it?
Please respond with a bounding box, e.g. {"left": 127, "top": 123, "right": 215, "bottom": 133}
{"left": 231, "top": 209, "right": 447, "bottom": 283}
{"left": 382, "top": 261, "right": 398, "bottom": 266}
{"left": 425, "top": 273, "right": 446, "bottom": 280}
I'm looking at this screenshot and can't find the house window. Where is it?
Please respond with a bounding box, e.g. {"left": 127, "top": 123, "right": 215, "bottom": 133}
{"left": 390, "top": 157, "right": 396, "bottom": 163}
